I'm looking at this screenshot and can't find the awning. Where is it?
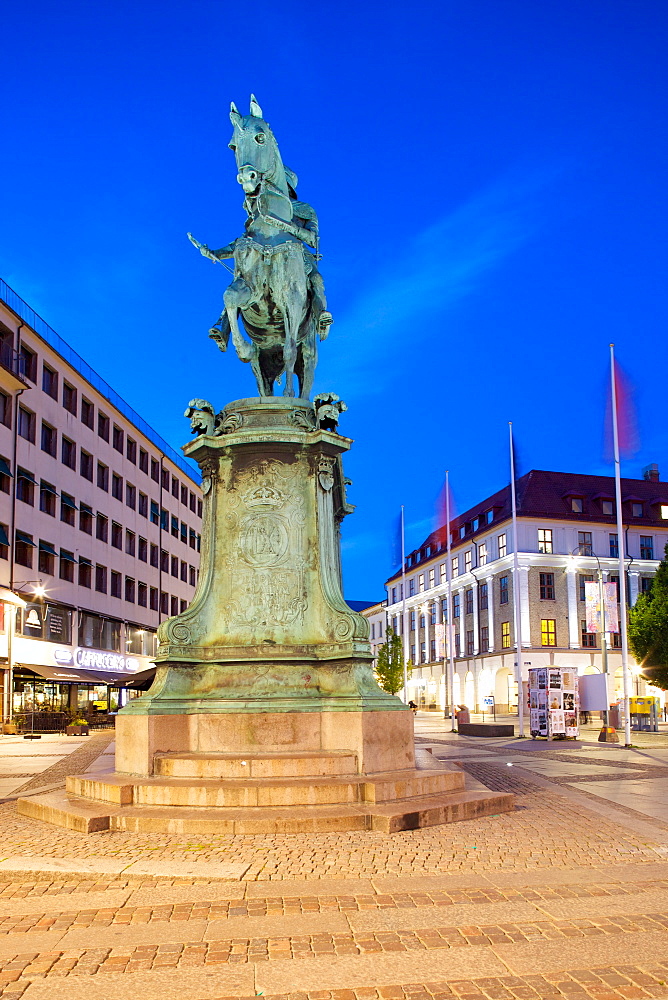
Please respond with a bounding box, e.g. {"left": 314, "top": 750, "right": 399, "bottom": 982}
{"left": 17, "top": 469, "right": 35, "bottom": 483}
{"left": 40, "top": 483, "right": 59, "bottom": 496}
{"left": 0, "top": 458, "right": 12, "bottom": 478}
{"left": 38, "top": 540, "right": 57, "bottom": 555}
{"left": 16, "top": 663, "right": 103, "bottom": 684}
{"left": 59, "top": 550, "right": 76, "bottom": 562}
{"left": 15, "top": 531, "right": 35, "bottom": 546}
{"left": 0, "top": 525, "right": 8, "bottom": 547}
{"left": 107, "top": 667, "right": 156, "bottom": 688}
{"left": 61, "top": 495, "right": 77, "bottom": 510}
{"left": 78, "top": 556, "right": 92, "bottom": 566}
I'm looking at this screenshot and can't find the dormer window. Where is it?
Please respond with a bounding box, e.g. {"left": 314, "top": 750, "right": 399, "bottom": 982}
{"left": 602, "top": 500, "right": 613, "bottom": 516}
{"left": 632, "top": 503, "right": 643, "bottom": 517}
{"left": 472, "top": 517, "right": 479, "bottom": 532}
{"left": 571, "top": 498, "right": 583, "bottom": 513}
{"left": 459, "top": 525, "right": 466, "bottom": 539}
{"left": 485, "top": 510, "right": 494, "bottom": 524}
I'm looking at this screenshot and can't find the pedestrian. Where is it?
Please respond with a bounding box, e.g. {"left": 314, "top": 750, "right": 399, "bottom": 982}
{"left": 408, "top": 700, "right": 417, "bottom": 713}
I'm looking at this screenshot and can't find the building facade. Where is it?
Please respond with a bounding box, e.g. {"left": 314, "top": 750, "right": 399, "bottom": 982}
{"left": 0, "top": 280, "right": 202, "bottom": 721}
{"left": 377, "top": 468, "right": 668, "bottom": 714}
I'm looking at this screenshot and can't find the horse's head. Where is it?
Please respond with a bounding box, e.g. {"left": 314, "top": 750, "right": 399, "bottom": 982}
{"left": 229, "top": 95, "right": 286, "bottom": 197}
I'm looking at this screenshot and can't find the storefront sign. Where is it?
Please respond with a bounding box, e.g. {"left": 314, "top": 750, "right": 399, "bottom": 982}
{"left": 74, "top": 648, "right": 141, "bottom": 673}
{"left": 54, "top": 648, "right": 74, "bottom": 665}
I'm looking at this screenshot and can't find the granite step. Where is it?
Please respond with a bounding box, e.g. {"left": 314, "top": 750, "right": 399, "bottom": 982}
{"left": 154, "top": 750, "right": 360, "bottom": 779}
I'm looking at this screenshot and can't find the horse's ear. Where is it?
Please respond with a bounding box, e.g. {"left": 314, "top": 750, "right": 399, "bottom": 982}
{"left": 230, "top": 101, "right": 241, "bottom": 125}
{"left": 249, "top": 94, "right": 263, "bottom": 118}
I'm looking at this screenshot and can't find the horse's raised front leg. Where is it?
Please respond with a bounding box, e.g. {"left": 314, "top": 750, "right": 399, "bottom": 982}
{"left": 223, "top": 279, "right": 263, "bottom": 395}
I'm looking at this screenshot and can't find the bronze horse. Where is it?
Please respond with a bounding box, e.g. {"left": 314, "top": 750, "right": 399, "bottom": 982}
{"left": 189, "top": 96, "right": 331, "bottom": 399}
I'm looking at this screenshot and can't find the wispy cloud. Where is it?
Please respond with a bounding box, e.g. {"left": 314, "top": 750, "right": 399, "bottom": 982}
{"left": 322, "top": 163, "right": 562, "bottom": 393}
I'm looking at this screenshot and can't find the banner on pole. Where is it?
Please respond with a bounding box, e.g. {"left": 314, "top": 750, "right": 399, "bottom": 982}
{"left": 434, "top": 623, "right": 445, "bottom": 659}
{"left": 604, "top": 582, "right": 619, "bottom": 633}
{"left": 584, "top": 581, "right": 601, "bottom": 633}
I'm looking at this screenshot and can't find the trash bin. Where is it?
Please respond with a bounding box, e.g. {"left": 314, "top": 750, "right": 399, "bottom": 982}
{"left": 456, "top": 707, "right": 470, "bottom": 726}
{"left": 608, "top": 705, "right": 621, "bottom": 730}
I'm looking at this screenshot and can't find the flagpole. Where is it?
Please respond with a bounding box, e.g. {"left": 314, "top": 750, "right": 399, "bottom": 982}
{"left": 445, "top": 471, "right": 456, "bottom": 731}
{"left": 401, "top": 505, "right": 408, "bottom": 703}
{"left": 509, "top": 422, "right": 525, "bottom": 738}
{"left": 610, "top": 344, "right": 632, "bottom": 748}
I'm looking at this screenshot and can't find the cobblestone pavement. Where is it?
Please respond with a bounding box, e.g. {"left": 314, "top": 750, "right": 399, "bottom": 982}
{"left": 0, "top": 724, "right": 666, "bottom": 998}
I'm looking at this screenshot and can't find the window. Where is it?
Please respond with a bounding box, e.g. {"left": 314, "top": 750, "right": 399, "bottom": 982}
{"left": 465, "top": 589, "right": 473, "bottom": 615}
{"left": 417, "top": 573, "right": 425, "bottom": 593}
{"left": 171, "top": 515, "right": 179, "bottom": 539}
{"left": 112, "top": 473, "right": 123, "bottom": 501}
{"left": 96, "top": 514, "right": 108, "bottom": 543}
{"left": 150, "top": 500, "right": 160, "bottom": 525}
{"left": 61, "top": 436, "right": 76, "bottom": 469}
{"left": 180, "top": 560, "right": 188, "bottom": 582}
{"left": 126, "top": 483, "right": 136, "bottom": 509}
{"left": 538, "top": 528, "right": 552, "bottom": 554}
{"left": 126, "top": 437, "right": 137, "bottom": 463}
{"left": 150, "top": 587, "right": 158, "bottom": 611}
{"left": 180, "top": 599, "right": 187, "bottom": 613}
{"left": 454, "top": 634, "right": 461, "bottom": 658}
{"left": 499, "top": 575, "right": 508, "bottom": 604}
{"left": 80, "top": 450, "right": 93, "bottom": 481}
{"left": 501, "top": 621, "right": 511, "bottom": 648}
{"left": 190, "top": 491, "right": 196, "bottom": 513}
{"left": 81, "top": 397, "right": 94, "bottom": 428}
{"left": 18, "top": 406, "right": 35, "bottom": 442}
{"left": 581, "top": 621, "right": 596, "bottom": 648}
{"left": 79, "top": 503, "right": 93, "bottom": 534}
{"left": 578, "top": 531, "right": 592, "bottom": 556}
{"left": 125, "top": 530, "right": 136, "bottom": 556}
{"left": 97, "top": 462, "right": 109, "bottom": 491}
{"left": 459, "top": 525, "right": 466, "bottom": 539}
{"left": 16, "top": 469, "right": 35, "bottom": 506}
{"left": 150, "top": 544, "right": 159, "bottom": 568}
{"left": 63, "top": 382, "right": 77, "bottom": 414}
{"left": 453, "top": 593, "right": 460, "bottom": 618}
{"left": 180, "top": 521, "right": 187, "bottom": 544}
{"left": 171, "top": 596, "right": 179, "bottom": 616}
{"left": 160, "top": 508, "right": 168, "bottom": 531}
{"left": 79, "top": 612, "right": 120, "bottom": 651}
{"left": 78, "top": 558, "right": 92, "bottom": 588}
{"left": 138, "top": 582, "right": 148, "bottom": 607}
{"left": 42, "top": 364, "right": 58, "bottom": 398}
{"left": 409, "top": 578, "right": 415, "bottom": 597}
{"left": 40, "top": 481, "right": 57, "bottom": 516}
{"left": 479, "top": 582, "right": 488, "bottom": 610}
{"left": 112, "top": 425, "right": 124, "bottom": 452}
{"left": 41, "top": 421, "right": 57, "bottom": 457}
{"left": 111, "top": 522, "right": 122, "bottom": 549}
{"left": 19, "top": 344, "right": 37, "bottom": 382}
{"left": 632, "top": 502, "right": 643, "bottom": 518}
{"left": 611, "top": 632, "right": 621, "bottom": 648}
{"left": 151, "top": 458, "right": 160, "bottom": 482}
{"left": 640, "top": 577, "right": 652, "bottom": 594}
{"left": 181, "top": 484, "right": 188, "bottom": 505}
{"left": 661, "top": 505, "right": 668, "bottom": 520}
{"left": 480, "top": 626, "right": 489, "bottom": 653}
{"left": 409, "top": 609, "right": 416, "bottom": 631}
{"left": 110, "top": 571, "right": 122, "bottom": 598}
{"left": 125, "top": 577, "right": 135, "bottom": 603}
{"left": 541, "top": 619, "right": 557, "bottom": 646}
{"left": 15, "top": 529, "right": 34, "bottom": 567}
{"left": 138, "top": 492, "right": 148, "bottom": 517}
{"left": 19, "top": 602, "right": 72, "bottom": 643}
{"left": 464, "top": 550, "right": 472, "bottom": 573}
{"left": 486, "top": 509, "right": 494, "bottom": 524}
{"left": 98, "top": 412, "right": 110, "bottom": 441}
{"left": 60, "top": 492, "right": 76, "bottom": 526}
{"left": 172, "top": 476, "right": 179, "bottom": 499}
{"left": 430, "top": 638, "right": 436, "bottom": 661}
{"left": 498, "top": 533, "right": 506, "bottom": 559}
{"left": 190, "top": 528, "right": 197, "bottom": 549}
{"left": 0, "top": 391, "right": 10, "bottom": 429}
{"left": 579, "top": 574, "right": 594, "bottom": 602}
{"left": 139, "top": 448, "right": 149, "bottom": 474}
{"left": 171, "top": 555, "right": 178, "bottom": 578}
{"left": 38, "top": 541, "right": 55, "bottom": 576}
{"left": 0, "top": 457, "right": 9, "bottom": 495}
{"left": 420, "top": 641, "right": 426, "bottom": 664}
{"left": 472, "top": 517, "right": 479, "bottom": 532}
{"left": 602, "top": 500, "right": 614, "bottom": 516}
{"left": 161, "top": 549, "right": 169, "bottom": 572}
{"left": 189, "top": 565, "right": 196, "bottom": 587}
{"left": 452, "top": 556, "right": 459, "bottom": 578}
{"left": 609, "top": 533, "right": 619, "bottom": 558}
{"left": 162, "top": 469, "right": 170, "bottom": 491}
{"left": 571, "top": 497, "right": 583, "bottom": 513}
{"left": 441, "top": 597, "right": 447, "bottom": 622}
{"left": 59, "top": 549, "right": 75, "bottom": 582}
{"left": 138, "top": 537, "right": 148, "bottom": 562}
{"left": 160, "top": 591, "right": 168, "bottom": 615}
{"left": 197, "top": 499, "right": 202, "bottom": 518}
{"left": 428, "top": 567, "right": 435, "bottom": 588}
{"left": 479, "top": 542, "right": 487, "bottom": 566}
{"left": 539, "top": 572, "right": 555, "bottom": 600}
{"left": 640, "top": 536, "right": 654, "bottom": 560}
{"left": 419, "top": 612, "right": 425, "bottom": 628}
{"left": 465, "top": 630, "right": 474, "bottom": 655}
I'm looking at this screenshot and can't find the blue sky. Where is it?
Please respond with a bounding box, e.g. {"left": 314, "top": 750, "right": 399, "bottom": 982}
{"left": 2, "top": 0, "right": 666, "bottom": 600}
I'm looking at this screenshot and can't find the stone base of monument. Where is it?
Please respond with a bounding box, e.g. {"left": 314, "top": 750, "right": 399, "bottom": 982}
{"left": 18, "top": 752, "right": 513, "bottom": 834}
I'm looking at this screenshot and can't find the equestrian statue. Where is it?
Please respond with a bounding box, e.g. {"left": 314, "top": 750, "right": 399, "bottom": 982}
{"left": 188, "top": 95, "right": 332, "bottom": 399}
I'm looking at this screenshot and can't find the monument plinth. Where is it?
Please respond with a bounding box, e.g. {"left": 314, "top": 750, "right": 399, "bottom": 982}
{"left": 19, "top": 95, "right": 513, "bottom": 833}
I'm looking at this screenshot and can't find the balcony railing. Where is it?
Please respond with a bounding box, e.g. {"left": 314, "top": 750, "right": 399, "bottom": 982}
{"left": 0, "top": 340, "right": 26, "bottom": 379}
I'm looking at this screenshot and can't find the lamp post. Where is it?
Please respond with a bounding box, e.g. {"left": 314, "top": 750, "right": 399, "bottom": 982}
{"left": 8, "top": 582, "right": 45, "bottom": 739}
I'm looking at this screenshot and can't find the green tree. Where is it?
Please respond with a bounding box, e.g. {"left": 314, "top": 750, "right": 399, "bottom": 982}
{"left": 375, "top": 628, "right": 411, "bottom": 695}
{"left": 628, "top": 542, "right": 668, "bottom": 690}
